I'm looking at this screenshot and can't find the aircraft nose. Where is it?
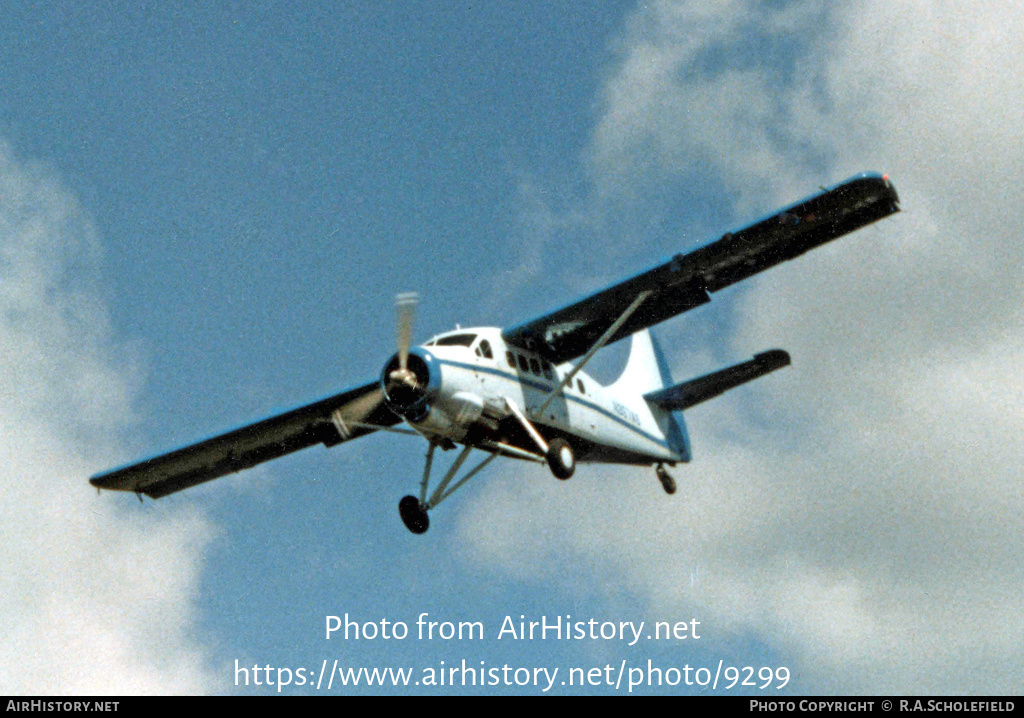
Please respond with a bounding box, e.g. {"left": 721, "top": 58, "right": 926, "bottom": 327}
{"left": 380, "top": 347, "right": 437, "bottom": 419}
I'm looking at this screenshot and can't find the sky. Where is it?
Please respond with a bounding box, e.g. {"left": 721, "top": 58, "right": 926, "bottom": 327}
{"left": 2, "top": 0, "right": 1023, "bottom": 696}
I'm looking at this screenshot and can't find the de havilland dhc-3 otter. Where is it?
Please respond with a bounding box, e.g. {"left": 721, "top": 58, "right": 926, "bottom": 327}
{"left": 90, "top": 173, "right": 900, "bottom": 534}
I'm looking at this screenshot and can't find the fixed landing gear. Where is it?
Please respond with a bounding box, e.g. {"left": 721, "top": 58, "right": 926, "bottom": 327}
{"left": 398, "top": 442, "right": 501, "bottom": 534}
{"left": 546, "top": 438, "right": 575, "bottom": 480}
{"left": 399, "top": 495, "right": 429, "bottom": 534}
{"left": 655, "top": 463, "right": 676, "bottom": 495}
{"left": 398, "top": 432, "right": 577, "bottom": 533}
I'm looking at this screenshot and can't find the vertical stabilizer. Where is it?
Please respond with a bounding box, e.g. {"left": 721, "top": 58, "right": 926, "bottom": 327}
{"left": 611, "top": 330, "right": 692, "bottom": 462}
{"left": 610, "top": 329, "right": 667, "bottom": 395}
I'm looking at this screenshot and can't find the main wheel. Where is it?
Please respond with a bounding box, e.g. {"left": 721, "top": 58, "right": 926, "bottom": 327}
{"left": 399, "top": 495, "right": 429, "bottom": 534}
{"left": 546, "top": 438, "right": 575, "bottom": 480}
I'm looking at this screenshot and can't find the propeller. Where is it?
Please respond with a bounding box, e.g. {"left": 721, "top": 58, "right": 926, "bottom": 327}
{"left": 395, "top": 292, "right": 418, "bottom": 370}
{"left": 389, "top": 292, "right": 420, "bottom": 392}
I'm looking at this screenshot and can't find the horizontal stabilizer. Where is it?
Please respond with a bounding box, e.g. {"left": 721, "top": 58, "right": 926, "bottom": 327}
{"left": 644, "top": 350, "right": 791, "bottom": 411}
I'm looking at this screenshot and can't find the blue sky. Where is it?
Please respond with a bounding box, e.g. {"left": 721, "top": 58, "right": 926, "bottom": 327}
{"left": 4, "top": 1, "right": 1024, "bottom": 695}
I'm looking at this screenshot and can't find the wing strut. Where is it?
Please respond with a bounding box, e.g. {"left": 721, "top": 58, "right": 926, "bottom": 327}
{"left": 537, "top": 289, "right": 653, "bottom": 415}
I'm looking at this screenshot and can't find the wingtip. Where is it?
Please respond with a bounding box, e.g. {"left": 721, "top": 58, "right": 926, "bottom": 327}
{"left": 755, "top": 349, "right": 791, "bottom": 368}
{"left": 88, "top": 471, "right": 117, "bottom": 487}
{"left": 89, "top": 473, "right": 122, "bottom": 492}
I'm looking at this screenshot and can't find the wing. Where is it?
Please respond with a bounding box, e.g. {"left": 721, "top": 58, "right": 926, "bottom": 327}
{"left": 89, "top": 381, "right": 399, "bottom": 499}
{"left": 502, "top": 173, "right": 899, "bottom": 364}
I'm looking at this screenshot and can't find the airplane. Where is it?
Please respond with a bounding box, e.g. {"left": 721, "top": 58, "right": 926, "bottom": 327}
{"left": 90, "top": 172, "right": 899, "bottom": 534}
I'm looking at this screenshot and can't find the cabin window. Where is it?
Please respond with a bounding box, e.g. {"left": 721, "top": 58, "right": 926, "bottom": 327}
{"left": 529, "top": 358, "right": 541, "bottom": 376}
{"left": 542, "top": 362, "right": 553, "bottom": 380}
{"left": 479, "top": 339, "right": 493, "bottom": 359}
{"left": 577, "top": 378, "right": 586, "bottom": 394}
{"left": 517, "top": 354, "right": 529, "bottom": 372}
{"left": 506, "top": 351, "right": 516, "bottom": 368}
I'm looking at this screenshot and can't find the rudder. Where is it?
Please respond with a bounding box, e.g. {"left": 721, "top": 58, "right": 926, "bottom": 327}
{"left": 611, "top": 330, "right": 692, "bottom": 463}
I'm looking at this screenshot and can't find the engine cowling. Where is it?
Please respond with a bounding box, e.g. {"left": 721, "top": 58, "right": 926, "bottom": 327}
{"left": 380, "top": 348, "right": 490, "bottom": 441}
{"left": 381, "top": 349, "right": 435, "bottom": 422}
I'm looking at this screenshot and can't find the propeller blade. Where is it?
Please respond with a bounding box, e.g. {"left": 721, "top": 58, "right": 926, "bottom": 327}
{"left": 395, "top": 292, "right": 418, "bottom": 370}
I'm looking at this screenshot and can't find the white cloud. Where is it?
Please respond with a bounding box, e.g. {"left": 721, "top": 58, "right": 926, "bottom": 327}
{"left": 459, "top": 0, "right": 1024, "bottom": 693}
{"left": 0, "top": 141, "right": 220, "bottom": 694}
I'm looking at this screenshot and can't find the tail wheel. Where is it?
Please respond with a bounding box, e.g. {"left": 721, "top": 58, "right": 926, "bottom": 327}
{"left": 399, "top": 495, "right": 429, "bottom": 534}
{"left": 655, "top": 464, "right": 676, "bottom": 495}
{"left": 546, "top": 438, "right": 575, "bottom": 480}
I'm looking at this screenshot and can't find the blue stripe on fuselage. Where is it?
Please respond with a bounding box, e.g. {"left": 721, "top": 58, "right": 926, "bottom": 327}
{"left": 433, "top": 357, "right": 672, "bottom": 452}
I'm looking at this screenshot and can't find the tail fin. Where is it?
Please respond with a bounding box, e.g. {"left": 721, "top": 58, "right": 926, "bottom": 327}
{"left": 611, "top": 330, "right": 692, "bottom": 462}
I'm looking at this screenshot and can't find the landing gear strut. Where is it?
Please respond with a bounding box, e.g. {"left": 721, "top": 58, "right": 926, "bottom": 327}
{"left": 502, "top": 396, "right": 574, "bottom": 481}
{"left": 655, "top": 463, "right": 676, "bottom": 495}
{"left": 398, "top": 442, "right": 500, "bottom": 534}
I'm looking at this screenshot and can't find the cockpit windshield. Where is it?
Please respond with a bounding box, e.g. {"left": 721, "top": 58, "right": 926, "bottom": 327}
{"left": 427, "top": 333, "right": 477, "bottom": 347}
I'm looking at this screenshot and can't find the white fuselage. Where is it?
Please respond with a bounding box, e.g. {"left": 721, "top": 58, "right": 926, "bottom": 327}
{"left": 410, "top": 327, "right": 681, "bottom": 465}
